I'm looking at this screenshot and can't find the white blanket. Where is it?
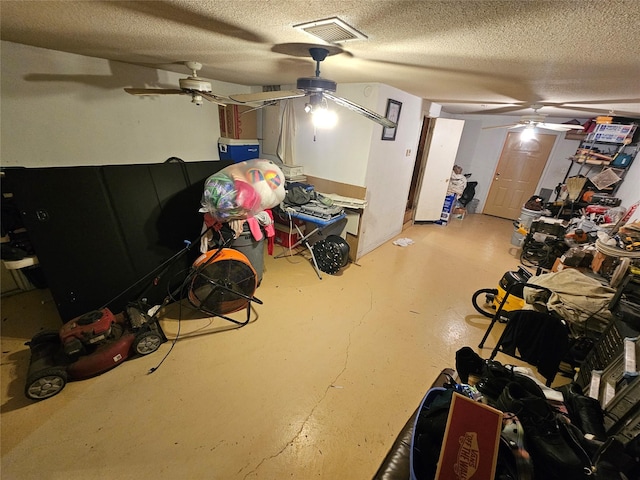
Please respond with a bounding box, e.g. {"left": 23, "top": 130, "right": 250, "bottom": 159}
{"left": 524, "top": 268, "right": 615, "bottom": 333}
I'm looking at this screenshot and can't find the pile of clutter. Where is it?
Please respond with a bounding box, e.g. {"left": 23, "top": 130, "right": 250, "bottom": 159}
{"left": 519, "top": 200, "right": 640, "bottom": 279}
{"left": 442, "top": 347, "right": 640, "bottom": 480}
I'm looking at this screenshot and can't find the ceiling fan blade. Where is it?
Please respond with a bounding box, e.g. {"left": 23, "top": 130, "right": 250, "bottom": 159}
{"left": 557, "top": 105, "right": 640, "bottom": 117}
{"left": 199, "top": 92, "right": 229, "bottom": 106}
{"left": 124, "top": 88, "right": 186, "bottom": 95}
{"left": 481, "top": 124, "right": 521, "bottom": 130}
{"left": 537, "top": 123, "right": 584, "bottom": 131}
{"left": 471, "top": 104, "right": 533, "bottom": 115}
{"left": 229, "top": 90, "right": 306, "bottom": 103}
{"left": 324, "top": 92, "right": 396, "bottom": 128}
{"left": 564, "top": 98, "right": 640, "bottom": 105}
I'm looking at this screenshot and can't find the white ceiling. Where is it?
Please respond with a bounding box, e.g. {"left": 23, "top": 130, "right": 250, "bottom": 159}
{"left": 2, "top": 0, "right": 639, "bottom": 119}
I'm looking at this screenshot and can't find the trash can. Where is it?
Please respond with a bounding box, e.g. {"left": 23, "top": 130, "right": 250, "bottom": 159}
{"left": 229, "top": 225, "right": 265, "bottom": 284}
{"left": 466, "top": 198, "right": 479, "bottom": 214}
{"left": 510, "top": 207, "right": 541, "bottom": 247}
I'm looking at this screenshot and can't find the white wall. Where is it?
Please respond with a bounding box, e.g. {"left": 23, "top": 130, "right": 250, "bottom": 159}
{"left": 3, "top": 41, "right": 637, "bottom": 257}
{"left": 450, "top": 114, "right": 640, "bottom": 212}
{"left": 281, "top": 83, "right": 422, "bottom": 257}
{"left": 1, "top": 41, "right": 423, "bottom": 258}
{"left": 1, "top": 41, "right": 251, "bottom": 166}
{"left": 289, "top": 84, "right": 373, "bottom": 185}
{"left": 615, "top": 155, "right": 640, "bottom": 207}
{"left": 360, "top": 85, "right": 423, "bottom": 256}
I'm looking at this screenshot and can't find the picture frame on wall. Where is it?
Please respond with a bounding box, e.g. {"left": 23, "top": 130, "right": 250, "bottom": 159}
{"left": 381, "top": 99, "right": 402, "bottom": 141}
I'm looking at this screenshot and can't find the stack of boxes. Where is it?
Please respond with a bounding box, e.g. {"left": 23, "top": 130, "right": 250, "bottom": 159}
{"left": 217, "top": 105, "right": 259, "bottom": 162}
{"left": 279, "top": 165, "right": 306, "bottom": 183}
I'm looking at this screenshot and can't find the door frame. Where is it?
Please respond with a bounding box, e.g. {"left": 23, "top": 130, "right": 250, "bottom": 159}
{"left": 404, "top": 116, "right": 432, "bottom": 227}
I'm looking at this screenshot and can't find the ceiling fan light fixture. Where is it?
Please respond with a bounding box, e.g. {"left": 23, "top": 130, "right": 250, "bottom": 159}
{"left": 230, "top": 45, "right": 392, "bottom": 127}
{"left": 312, "top": 107, "right": 337, "bottom": 129}
{"left": 308, "top": 97, "right": 337, "bottom": 128}
{"left": 521, "top": 125, "right": 536, "bottom": 141}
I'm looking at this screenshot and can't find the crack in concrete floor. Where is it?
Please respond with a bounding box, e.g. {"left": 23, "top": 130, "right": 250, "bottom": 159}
{"left": 240, "top": 289, "right": 374, "bottom": 479}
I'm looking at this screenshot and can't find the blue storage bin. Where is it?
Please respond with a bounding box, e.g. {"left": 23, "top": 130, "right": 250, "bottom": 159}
{"left": 218, "top": 138, "right": 259, "bottom": 162}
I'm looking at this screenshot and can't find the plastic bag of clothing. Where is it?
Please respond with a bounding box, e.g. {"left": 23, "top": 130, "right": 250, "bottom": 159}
{"left": 200, "top": 159, "right": 285, "bottom": 221}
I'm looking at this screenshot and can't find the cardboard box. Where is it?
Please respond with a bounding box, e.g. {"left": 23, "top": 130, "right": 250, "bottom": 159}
{"left": 435, "top": 194, "right": 457, "bottom": 225}
{"left": 280, "top": 165, "right": 304, "bottom": 178}
{"left": 435, "top": 393, "right": 503, "bottom": 480}
{"left": 552, "top": 257, "right": 590, "bottom": 273}
{"left": 552, "top": 258, "right": 570, "bottom": 272}
{"left": 591, "top": 251, "right": 616, "bottom": 275}
{"left": 453, "top": 206, "right": 466, "bottom": 220}
{"left": 218, "top": 105, "right": 257, "bottom": 139}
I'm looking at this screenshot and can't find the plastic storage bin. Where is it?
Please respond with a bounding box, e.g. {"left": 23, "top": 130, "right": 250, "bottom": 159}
{"left": 466, "top": 198, "right": 480, "bottom": 214}
{"left": 218, "top": 138, "right": 259, "bottom": 162}
{"left": 511, "top": 207, "right": 541, "bottom": 247}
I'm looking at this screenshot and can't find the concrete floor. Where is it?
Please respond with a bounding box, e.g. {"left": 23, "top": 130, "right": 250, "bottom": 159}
{"left": 1, "top": 214, "right": 562, "bottom": 479}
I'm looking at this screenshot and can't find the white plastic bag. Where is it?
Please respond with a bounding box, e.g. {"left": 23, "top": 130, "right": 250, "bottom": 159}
{"left": 200, "top": 159, "right": 286, "bottom": 221}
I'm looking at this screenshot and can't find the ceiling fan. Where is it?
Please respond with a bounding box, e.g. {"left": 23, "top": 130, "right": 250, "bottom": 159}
{"left": 464, "top": 99, "right": 640, "bottom": 118}
{"left": 483, "top": 104, "right": 585, "bottom": 132}
{"left": 228, "top": 44, "right": 397, "bottom": 129}
{"left": 124, "top": 61, "right": 230, "bottom": 106}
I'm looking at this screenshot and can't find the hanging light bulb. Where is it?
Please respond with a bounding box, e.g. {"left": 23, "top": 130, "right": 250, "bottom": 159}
{"left": 312, "top": 105, "right": 337, "bottom": 128}
{"left": 307, "top": 95, "right": 337, "bottom": 128}
{"left": 521, "top": 125, "right": 536, "bottom": 141}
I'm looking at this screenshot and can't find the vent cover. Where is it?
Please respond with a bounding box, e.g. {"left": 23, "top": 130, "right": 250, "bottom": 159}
{"left": 294, "top": 17, "right": 367, "bottom": 44}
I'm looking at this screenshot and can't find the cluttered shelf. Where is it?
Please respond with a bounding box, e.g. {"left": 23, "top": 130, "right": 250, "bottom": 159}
{"left": 560, "top": 120, "right": 638, "bottom": 201}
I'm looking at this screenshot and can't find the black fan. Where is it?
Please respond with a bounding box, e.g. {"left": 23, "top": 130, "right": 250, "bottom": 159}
{"left": 229, "top": 44, "right": 396, "bottom": 128}
{"left": 312, "top": 235, "right": 350, "bottom": 275}
{"left": 188, "top": 248, "right": 262, "bottom": 326}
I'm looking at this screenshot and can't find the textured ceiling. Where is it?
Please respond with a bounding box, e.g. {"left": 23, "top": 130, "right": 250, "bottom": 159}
{"left": 2, "top": 0, "right": 639, "bottom": 119}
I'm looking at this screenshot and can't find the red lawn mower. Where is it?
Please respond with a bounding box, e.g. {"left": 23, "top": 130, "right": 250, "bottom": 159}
{"left": 24, "top": 229, "right": 263, "bottom": 401}
{"left": 25, "top": 304, "right": 166, "bottom": 400}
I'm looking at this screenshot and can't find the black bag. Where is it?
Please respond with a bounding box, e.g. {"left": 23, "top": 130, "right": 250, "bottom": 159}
{"left": 459, "top": 181, "right": 477, "bottom": 207}
{"left": 285, "top": 186, "right": 312, "bottom": 205}
{"left": 410, "top": 379, "right": 534, "bottom": 480}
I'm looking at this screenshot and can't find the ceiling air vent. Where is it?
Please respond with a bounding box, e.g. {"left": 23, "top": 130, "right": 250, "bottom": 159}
{"left": 294, "top": 17, "right": 367, "bottom": 44}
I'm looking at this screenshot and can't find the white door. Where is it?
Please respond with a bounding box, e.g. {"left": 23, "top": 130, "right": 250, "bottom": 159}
{"left": 414, "top": 118, "right": 465, "bottom": 221}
